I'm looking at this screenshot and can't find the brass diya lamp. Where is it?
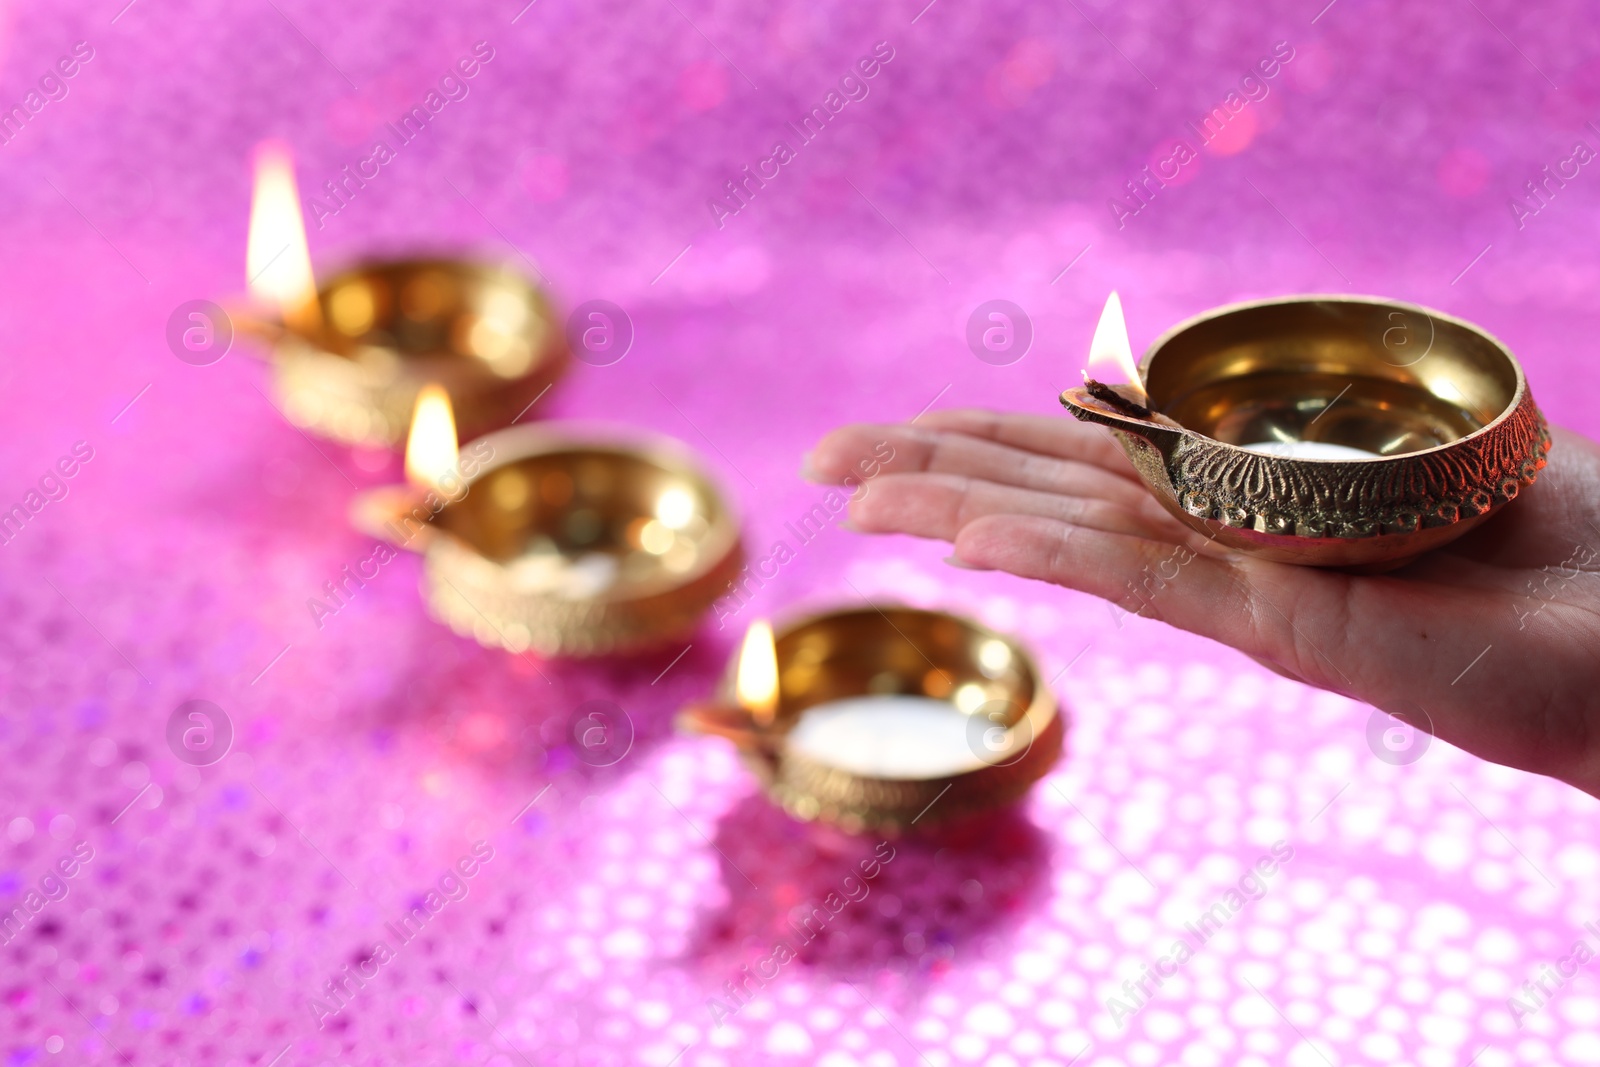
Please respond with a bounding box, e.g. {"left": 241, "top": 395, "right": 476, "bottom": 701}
{"left": 1061, "top": 293, "right": 1551, "bottom": 569}
{"left": 241, "top": 142, "right": 567, "bottom": 448}
{"left": 679, "top": 609, "right": 1064, "bottom": 835}
{"left": 354, "top": 388, "right": 743, "bottom": 657}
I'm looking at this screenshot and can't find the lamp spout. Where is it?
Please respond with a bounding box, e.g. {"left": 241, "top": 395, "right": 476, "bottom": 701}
{"left": 1060, "top": 383, "right": 1187, "bottom": 460}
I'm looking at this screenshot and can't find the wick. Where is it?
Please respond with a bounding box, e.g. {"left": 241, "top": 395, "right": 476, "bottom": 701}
{"left": 1082, "top": 376, "right": 1154, "bottom": 420}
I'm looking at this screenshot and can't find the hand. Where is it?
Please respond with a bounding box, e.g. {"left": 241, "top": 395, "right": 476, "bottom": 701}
{"left": 807, "top": 410, "right": 1600, "bottom": 796}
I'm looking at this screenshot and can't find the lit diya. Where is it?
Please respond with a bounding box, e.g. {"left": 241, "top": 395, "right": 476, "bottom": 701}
{"left": 352, "top": 387, "right": 743, "bottom": 657}
{"left": 241, "top": 141, "right": 568, "bottom": 448}
{"left": 680, "top": 609, "right": 1064, "bottom": 834}
{"left": 1061, "top": 293, "right": 1551, "bottom": 569}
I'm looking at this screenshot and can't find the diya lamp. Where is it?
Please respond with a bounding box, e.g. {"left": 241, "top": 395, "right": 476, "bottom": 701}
{"left": 679, "top": 608, "right": 1064, "bottom": 835}
{"left": 240, "top": 141, "right": 569, "bottom": 449}
{"left": 1061, "top": 292, "right": 1551, "bottom": 570}
{"left": 351, "top": 387, "right": 744, "bottom": 658}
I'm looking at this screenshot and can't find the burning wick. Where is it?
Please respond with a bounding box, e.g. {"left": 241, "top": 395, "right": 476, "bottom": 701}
{"left": 346, "top": 383, "right": 458, "bottom": 543}
{"left": 736, "top": 620, "right": 779, "bottom": 728}
{"left": 1082, "top": 373, "right": 1155, "bottom": 420}
{"left": 1076, "top": 291, "right": 1161, "bottom": 420}
{"left": 246, "top": 140, "right": 322, "bottom": 334}
{"left": 405, "top": 384, "right": 459, "bottom": 492}
{"left": 1084, "top": 291, "right": 1148, "bottom": 401}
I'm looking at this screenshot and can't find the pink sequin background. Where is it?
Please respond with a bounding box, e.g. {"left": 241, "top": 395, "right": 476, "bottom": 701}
{"left": 2, "top": 0, "right": 1600, "bottom": 1064}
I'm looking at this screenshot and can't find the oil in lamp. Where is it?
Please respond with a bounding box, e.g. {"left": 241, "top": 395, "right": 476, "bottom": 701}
{"left": 680, "top": 608, "right": 1064, "bottom": 834}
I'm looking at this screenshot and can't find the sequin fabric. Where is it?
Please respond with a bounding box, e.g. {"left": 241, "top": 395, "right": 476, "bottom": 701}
{"left": 2, "top": 0, "right": 1599, "bottom": 1063}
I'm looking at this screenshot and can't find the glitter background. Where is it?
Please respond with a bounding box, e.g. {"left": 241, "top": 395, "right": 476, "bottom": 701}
{"left": 2, "top": 0, "right": 1600, "bottom": 1064}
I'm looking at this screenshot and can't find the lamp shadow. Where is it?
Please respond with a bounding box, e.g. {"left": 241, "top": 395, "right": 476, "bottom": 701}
{"left": 679, "top": 793, "right": 1052, "bottom": 996}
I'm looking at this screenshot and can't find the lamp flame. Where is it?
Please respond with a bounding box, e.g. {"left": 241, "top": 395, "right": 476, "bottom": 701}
{"left": 404, "top": 384, "right": 459, "bottom": 491}
{"left": 735, "top": 620, "right": 779, "bottom": 726}
{"left": 1085, "top": 291, "right": 1146, "bottom": 399}
{"left": 246, "top": 140, "right": 321, "bottom": 333}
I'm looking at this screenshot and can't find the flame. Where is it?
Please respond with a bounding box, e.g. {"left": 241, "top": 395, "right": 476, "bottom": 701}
{"left": 404, "top": 384, "right": 459, "bottom": 491}
{"left": 246, "top": 140, "right": 322, "bottom": 333}
{"left": 1085, "top": 291, "right": 1145, "bottom": 397}
{"left": 735, "top": 620, "right": 779, "bottom": 726}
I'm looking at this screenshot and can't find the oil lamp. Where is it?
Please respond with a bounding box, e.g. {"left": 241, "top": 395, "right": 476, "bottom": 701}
{"left": 352, "top": 389, "right": 743, "bottom": 658}
{"left": 680, "top": 608, "right": 1064, "bottom": 834}
{"left": 241, "top": 141, "right": 568, "bottom": 449}
{"left": 1061, "top": 293, "right": 1551, "bottom": 570}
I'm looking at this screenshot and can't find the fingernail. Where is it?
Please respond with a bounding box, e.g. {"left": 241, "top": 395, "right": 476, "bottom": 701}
{"left": 799, "top": 451, "right": 823, "bottom": 483}
{"left": 944, "top": 555, "right": 991, "bottom": 571}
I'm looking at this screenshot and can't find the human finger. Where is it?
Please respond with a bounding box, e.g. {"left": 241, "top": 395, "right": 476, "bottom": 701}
{"left": 848, "top": 471, "right": 1190, "bottom": 545}
{"left": 807, "top": 423, "right": 1156, "bottom": 512}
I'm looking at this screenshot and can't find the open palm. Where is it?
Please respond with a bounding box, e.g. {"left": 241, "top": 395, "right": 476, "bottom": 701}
{"left": 808, "top": 410, "right": 1600, "bottom": 796}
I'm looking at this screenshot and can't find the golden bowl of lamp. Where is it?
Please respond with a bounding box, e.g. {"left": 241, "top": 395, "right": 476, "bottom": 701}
{"left": 249, "top": 257, "right": 569, "bottom": 448}
{"left": 679, "top": 607, "right": 1064, "bottom": 835}
{"left": 362, "top": 423, "right": 742, "bottom": 658}
{"left": 1061, "top": 295, "right": 1551, "bottom": 570}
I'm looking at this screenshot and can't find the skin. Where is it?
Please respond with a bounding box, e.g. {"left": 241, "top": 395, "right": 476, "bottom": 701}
{"left": 807, "top": 410, "right": 1600, "bottom": 797}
